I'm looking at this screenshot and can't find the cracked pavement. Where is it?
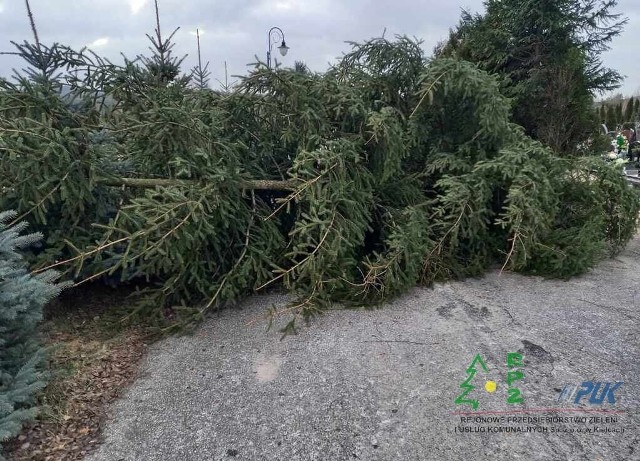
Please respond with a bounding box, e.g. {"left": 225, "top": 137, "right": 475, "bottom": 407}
{"left": 87, "top": 238, "right": 640, "bottom": 461}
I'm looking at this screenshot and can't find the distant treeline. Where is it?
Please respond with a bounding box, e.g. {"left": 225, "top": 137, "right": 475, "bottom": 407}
{"left": 597, "top": 96, "right": 640, "bottom": 130}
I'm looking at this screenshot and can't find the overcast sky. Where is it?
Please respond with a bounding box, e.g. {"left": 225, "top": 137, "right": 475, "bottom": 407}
{"left": 0, "top": 0, "right": 638, "bottom": 97}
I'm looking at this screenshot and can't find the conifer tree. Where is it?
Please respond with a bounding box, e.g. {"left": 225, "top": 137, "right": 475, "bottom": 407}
{"left": 1, "top": 14, "right": 638, "bottom": 332}
{"left": 140, "top": 0, "right": 188, "bottom": 87}
{"left": 624, "top": 97, "right": 635, "bottom": 122}
{"left": 440, "top": 0, "right": 627, "bottom": 154}
{"left": 606, "top": 105, "right": 617, "bottom": 129}
{"left": 0, "top": 211, "right": 64, "bottom": 451}
{"left": 616, "top": 102, "right": 623, "bottom": 126}
{"left": 190, "top": 28, "right": 210, "bottom": 89}
{"left": 294, "top": 61, "right": 309, "bottom": 74}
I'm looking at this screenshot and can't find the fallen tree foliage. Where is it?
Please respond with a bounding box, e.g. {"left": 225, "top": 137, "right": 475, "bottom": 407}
{"left": 1, "top": 35, "right": 638, "bottom": 330}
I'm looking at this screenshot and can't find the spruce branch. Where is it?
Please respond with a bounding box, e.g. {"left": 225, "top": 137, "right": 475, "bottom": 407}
{"left": 262, "top": 165, "right": 338, "bottom": 221}
{"left": 201, "top": 192, "right": 257, "bottom": 313}
{"left": 94, "top": 177, "right": 297, "bottom": 191}
{"left": 257, "top": 213, "right": 336, "bottom": 291}
{"left": 24, "top": 0, "right": 41, "bottom": 52}
{"left": 8, "top": 172, "right": 71, "bottom": 227}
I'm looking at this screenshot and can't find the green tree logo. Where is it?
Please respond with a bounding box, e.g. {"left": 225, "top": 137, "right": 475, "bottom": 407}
{"left": 455, "top": 354, "right": 489, "bottom": 410}
{"left": 455, "top": 353, "right": 525, "bottom": 409}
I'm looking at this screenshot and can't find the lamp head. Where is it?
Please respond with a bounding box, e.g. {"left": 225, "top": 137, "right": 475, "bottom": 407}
{"left": 278, "top": 41, "right": 289, "bottom": 56}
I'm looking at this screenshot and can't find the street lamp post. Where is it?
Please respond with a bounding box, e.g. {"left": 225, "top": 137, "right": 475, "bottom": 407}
{"left": 267, "top": 26, "right": 289, "bottom": 69}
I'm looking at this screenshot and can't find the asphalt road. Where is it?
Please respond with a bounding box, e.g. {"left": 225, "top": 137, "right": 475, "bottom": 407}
{"left": 87, "top": 238, "right": 640, "bottom": 461}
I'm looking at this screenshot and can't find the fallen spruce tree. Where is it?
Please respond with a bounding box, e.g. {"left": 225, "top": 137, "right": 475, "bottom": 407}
{"left": 1, "top": 35, "right": 638, "bottom": 331}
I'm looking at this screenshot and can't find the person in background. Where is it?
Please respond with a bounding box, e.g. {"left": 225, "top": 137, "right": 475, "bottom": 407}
{"left": 629, "top": 128, "right": 639, "bottom": 162}
{"left": 616, "top": 132, "right": 628, "bottom": 158}
{"left": 621, "top": 129, "right": 632, "bottom": 160}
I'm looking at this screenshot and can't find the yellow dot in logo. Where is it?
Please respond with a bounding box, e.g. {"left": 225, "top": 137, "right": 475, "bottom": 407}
{"left": 485, "top": 380, "right": 497, "bottom": 393}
